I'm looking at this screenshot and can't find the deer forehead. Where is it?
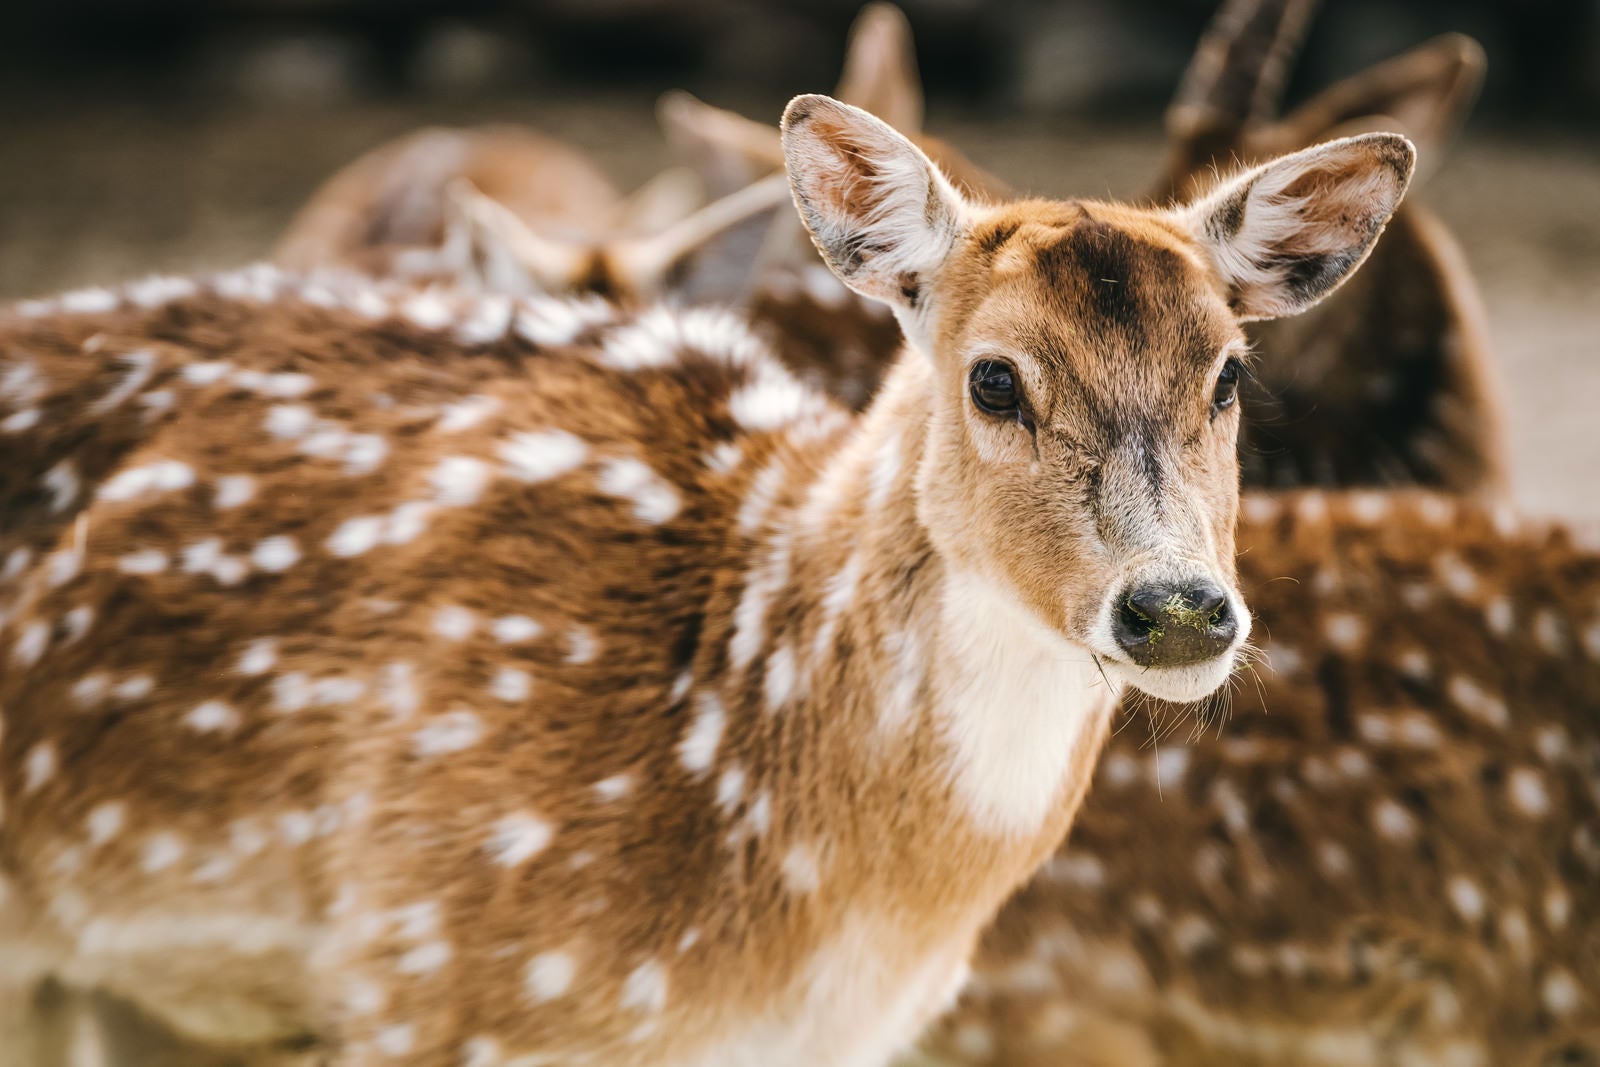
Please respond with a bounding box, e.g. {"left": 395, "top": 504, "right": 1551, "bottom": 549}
{"left": 945, "top": 207, "right": 1242, "bottom": 415}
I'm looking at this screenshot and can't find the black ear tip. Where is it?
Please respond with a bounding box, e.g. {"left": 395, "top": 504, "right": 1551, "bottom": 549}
{"left": 782, "top": 94, "right": 828, "bottom": 131}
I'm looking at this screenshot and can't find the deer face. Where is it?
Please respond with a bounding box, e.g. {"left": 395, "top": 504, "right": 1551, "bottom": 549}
{"left": 783, "top": 95, "right": 1414, "bottom": 703}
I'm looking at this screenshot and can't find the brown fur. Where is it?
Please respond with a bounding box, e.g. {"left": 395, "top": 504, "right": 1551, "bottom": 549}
{"left": 919, "top": 490, "right": 1600, "bottom": 1066}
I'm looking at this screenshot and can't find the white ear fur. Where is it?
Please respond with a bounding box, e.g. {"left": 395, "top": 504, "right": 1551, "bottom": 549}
{"left": 780, "top": 94, "right": 967, "bottom": 318}
{"left": 1183, "top": 132, "right": 1416, "bottom": 321}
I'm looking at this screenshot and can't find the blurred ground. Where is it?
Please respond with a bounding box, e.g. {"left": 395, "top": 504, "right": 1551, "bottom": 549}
{"left": 0, "top": 94, "right": 1595, "bottom": 517}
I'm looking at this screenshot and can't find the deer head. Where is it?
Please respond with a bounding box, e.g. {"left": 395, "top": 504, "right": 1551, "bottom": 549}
{"left": 782, "top": 94, "right": 1413, "bottom": 697}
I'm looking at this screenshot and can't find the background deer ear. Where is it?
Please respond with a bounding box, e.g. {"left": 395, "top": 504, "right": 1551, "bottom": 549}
{"left": 441, "top": 180, "right": 583, "bottom": 296}
{"left": 658, "top": 91, "right": 785, "bottom": 199}
{"left": 614, "top": 167, "right": 705, "bottom": 235}
{"left": 781, "top": 95, "right": 966, "bottom": 310}
{"left": 1185, "top": 132, "right": 1416, "bottom": 321}
{"left": 835, "top": 3, "right": 924, "bottom": 135}
{"left": 1272, "top": 33, "right": 1485, "bottom": 183}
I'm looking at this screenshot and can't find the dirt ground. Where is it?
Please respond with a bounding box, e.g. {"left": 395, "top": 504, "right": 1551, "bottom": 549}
{"left": 1, "top": 93, "right": 1596, "bottom": 517}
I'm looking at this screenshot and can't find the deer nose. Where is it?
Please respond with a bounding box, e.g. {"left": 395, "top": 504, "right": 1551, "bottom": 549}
{"left": 1112, "top": 580, "right": 1237, "bottom": 668}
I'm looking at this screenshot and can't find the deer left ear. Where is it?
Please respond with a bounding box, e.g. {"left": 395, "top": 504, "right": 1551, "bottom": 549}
{"left": 1183, "top": 132, "right": 1416, "bottom": 321}
{"left": 781, "top": 94, "right": 968, "bottom": 313}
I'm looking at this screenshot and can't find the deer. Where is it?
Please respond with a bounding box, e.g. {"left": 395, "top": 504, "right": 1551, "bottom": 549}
{"left": 653, "top": 1, "right": 1507, "bottom": 493}
{"left": 911, "top": 489, "right": 1600, "bottom": 1067}
{"left": 0, "top": 94, "right": 1414, "bottom": 1065}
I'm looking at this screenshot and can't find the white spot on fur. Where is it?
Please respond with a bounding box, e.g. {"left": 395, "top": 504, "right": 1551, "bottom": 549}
{"left": 98, "top": 459, "right": 195, "bottom": 502}
{"left": 90, "top": 350, "right": 158, "bottom": 414}
{"left": 186, "top": 700, "right": 240, "bottom": 734}
{"left": 376, "top": 1024, "right": 415, "bottom": 1056}
{"left": 1372, "top": 799, "right": 1418, "bottom": 843}
{"left": 1533, "top": 609, "right": 1566, "bottom": 656}
{"left": 214, "top": 475, "right": 256, "bottom": 510}
{"left": 437, "top": 395, "right": 501, "bottom": 433}
{"left": 737, "top": 461, "right": 788, "bottom": 535}
{"left": 251, "top": 536, "right": 301, "bottom": 573}
{"left": 715, "top": 765, "right": 746, "bottom": 813}
{"left": 403, "top": 291, "right": 454, "bottom": 330}
{"left": 43, "top": 460, "right": 79, "bottom": 513}
{"left": 566, "top": 626, "right": 599, "bottom": 665}
{"left": 379, "top": 662, "right": 420, "bottom": 721}
{"left": 1508, "top": 767, "right": 1551, "bottom": 819}
{"left": 1322, "top": 613, "right": 1365, "bottom": 651}
{"left": 620, "top": 960, "right": 668, "bottom": 1013}
{"left": 491, "top": 615, "right": 540, "bottom": 644}
{"left": 781, "top": 842, "right": 823, "bottom": 893}
{"left": 238, "top": 638, "right": 278, "bottom": 676}
{"left": 490, "top": 667, "right": 531, "bottom": 703}
{"left": 1434, "top": 553, "right": 1479, "bottom": 599}
{"left": 703, "top": 440, "right": 743, "bottom": 475}
{"left": 499, "top": 430, "right": 589, "bottom": 483}
{"left": 593, "top": 774, "right": 632, "bottom": 802}
{"left": 515, "top": 296, "right": 613, "bottom": 347}
{"left": 141, "top": 833, "right": 186, "bottom": 873}
{"left": 433, "top": 605, "right": 477, "bottom": 641}
{"left": 398, "top": 940, "right": 453, "bottom": 976}
{"left": 525, "top": 951, "right": 575, "bottom": 1003}
{"left": 1542, "top": 969, "right": 1583, "bottom": 1017}
{"left": 1448, "top": 876, "right": 1485, "bottom": 923}
{"left": 679, "top": 692, "right": 725, "bottom": 777}
{"left": 86, "top": 802, "right": 125, "bottom": 847}
{"left": 730, "top": 376, "right": 810, "bottom": 431}
{"left": 13, "top": 620, "right": 49, "bottom": 666}
{"left": 23, "top": 742, "right": 56, "bottom": 793}
{"left": 265, "top": 404, "right": 315, "bottom": 439}
{"left": 487, "top": 813, "right": 552, "bottom": 868}
{"left": 764, "top": 644, "right": 798, "bottom": 713}
{"left": 597, "top": 457, "right": 681, "bottom": 524}
{"left": 413, "top": 709, "right": 484, "bottom": 757}
{"left": 113, "top": 675, "right": 153, "bottom": 702}
{"left": 1483, "top": 597, "right": 1514, "bottom": 637}
{"left": 429, "top": 456, "right": 492, "bottom": 507}
{"left": 1448, "top": 675, "right": 1509, "bottom": 729}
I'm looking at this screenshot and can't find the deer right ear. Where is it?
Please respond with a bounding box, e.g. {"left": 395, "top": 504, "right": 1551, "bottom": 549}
{"left": 1184, "top": 132, "right": 1416, "bottom": 321}
{"left": 781, "top": 94, "right": 967, "bottom": 313}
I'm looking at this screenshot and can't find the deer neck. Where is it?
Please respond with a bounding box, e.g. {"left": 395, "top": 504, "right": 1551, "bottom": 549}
{"left": 707, "top": 352, "right": 1122, "bottom": 921}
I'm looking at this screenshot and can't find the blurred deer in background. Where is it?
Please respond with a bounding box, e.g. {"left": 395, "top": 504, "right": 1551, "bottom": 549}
{"left": 0, "top": 101, "right": 1413, "bottom": 1065}
{"left": 274, "top": 122, "right": 795, "bottom": 306}
{"left": 1153, "top": 0, "right": 1506, "bottom": 493}
{"left": 915, "top": 490, "right": 1600, "bottom": 1067}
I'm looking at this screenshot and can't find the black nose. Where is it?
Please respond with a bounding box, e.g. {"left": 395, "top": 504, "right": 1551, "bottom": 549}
{"left": 1113, "top": 580, "right": 1237, "bottom": 668}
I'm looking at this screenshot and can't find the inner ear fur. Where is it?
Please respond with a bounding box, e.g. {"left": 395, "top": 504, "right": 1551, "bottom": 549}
{"left": 1184, "top": 132, "right": 1417, "bottom": 321}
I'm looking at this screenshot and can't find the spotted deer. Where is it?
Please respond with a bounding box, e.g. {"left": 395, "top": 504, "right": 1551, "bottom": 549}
{"left": 914, "top": 490, "right": 1600, "bottom": 1067}
{"left": 0, "top": 95, "right": 1413, "bottom": 1065}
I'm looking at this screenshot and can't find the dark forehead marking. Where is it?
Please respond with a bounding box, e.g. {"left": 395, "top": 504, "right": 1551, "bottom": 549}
{"left": 1033, "top": 219, "right": 1193, "bottom": 343}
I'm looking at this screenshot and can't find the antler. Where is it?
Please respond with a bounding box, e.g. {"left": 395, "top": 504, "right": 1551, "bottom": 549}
{"left": 1167, "top": 0, "right": 1322, "bottom": 141}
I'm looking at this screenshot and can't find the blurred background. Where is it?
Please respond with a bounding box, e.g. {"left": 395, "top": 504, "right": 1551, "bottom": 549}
{"left": 0, "top": 0, "right": 1595, "bottom": 514}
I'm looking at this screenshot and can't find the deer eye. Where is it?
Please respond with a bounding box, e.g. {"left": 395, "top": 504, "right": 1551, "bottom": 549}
{"left": 1211, "top": 357, "right": 1242, "bottom": 417}
{"left": 969, "top": 359, "right": 1021, "bottom": 417}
